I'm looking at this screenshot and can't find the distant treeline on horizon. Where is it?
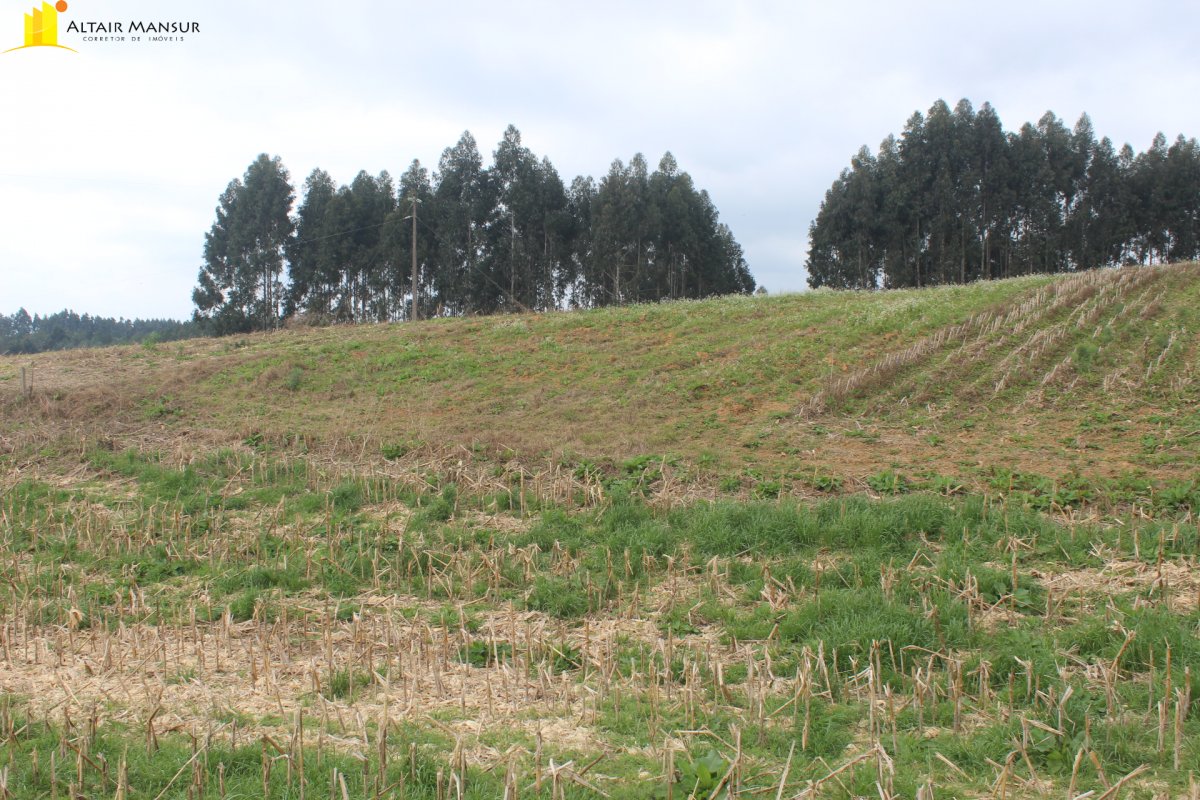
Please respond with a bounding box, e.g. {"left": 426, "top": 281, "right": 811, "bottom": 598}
{"left": 0, "top": 309, "right": 198, "bottom": 355}
{"left": 193, "top": 125, "right": 756, "bottom": 334}
{"left": 808, "top": 99, "right": 1200, "bottom": 289}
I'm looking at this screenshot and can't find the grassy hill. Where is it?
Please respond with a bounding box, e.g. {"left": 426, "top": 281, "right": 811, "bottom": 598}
{"left": 0, "top": 264, "right": 1198, "bottom": 799}
{"left": 4, "top": 263, "right": 1198, "bottom": 509}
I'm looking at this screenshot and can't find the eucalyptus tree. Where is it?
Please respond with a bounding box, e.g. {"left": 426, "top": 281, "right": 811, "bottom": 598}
{"left": 975, "top": 103, "right": 1015, "bottom": 279}
{"left": 807, "top": 163, "right": 871, "bottom": 289}
{"left": 648, "top": 152, "right": 697, "bottom": 299}
{"left": 430, "top": 131, "right": 490, "bottom": 315}
{"left": 484, "top": 126, "right": 570, "bottom": 312}
{"left": 285, "top": 168, "right": 340, "bottom": 318}
{"left": 1163, "top": 135, "right": 1200, "bottom": 261}
{"left": 381, "top": 159, "right": 435, "bottom": 320}
{"left": 337, "top": 170, "right": 396, "bottom": 322}
{"left": 1130, "top": 133, "right": 1170, "bottom": 264}
{"left": 806, "top": 99, "right": 1200, "bottom": 288}
{"left": 193, "top": 153, "right": 294, "bottom": 333}
{"left": 590, "top": 154, "right": 656, "bottom": 303}
{"left": 561, "top": 175, "right": 598, "bottom": 306}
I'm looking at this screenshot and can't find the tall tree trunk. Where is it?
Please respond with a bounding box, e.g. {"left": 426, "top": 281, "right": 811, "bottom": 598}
{"left": 915, "top": 219, "right": 922, "bottom": 288}
{"left": 960, "top": 225, "right": 967, "bottom": 284}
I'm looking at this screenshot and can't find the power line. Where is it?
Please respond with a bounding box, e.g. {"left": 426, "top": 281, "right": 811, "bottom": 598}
{"left": 291, "top": 219, "right": 391, "bottom": 247}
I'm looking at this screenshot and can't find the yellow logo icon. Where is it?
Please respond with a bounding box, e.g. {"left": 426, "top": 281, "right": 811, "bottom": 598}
{"left": 4, "top": 1, "right": 77, "bottom": 53}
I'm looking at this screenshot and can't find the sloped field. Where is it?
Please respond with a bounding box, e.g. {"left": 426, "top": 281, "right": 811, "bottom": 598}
{"left": 0, "top": 265, "right": 1198, "bottom": 798}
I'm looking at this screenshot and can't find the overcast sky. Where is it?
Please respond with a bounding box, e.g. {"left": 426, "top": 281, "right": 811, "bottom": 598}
{"left": 3, "top": 0, "right": 1199, "bottom": 320}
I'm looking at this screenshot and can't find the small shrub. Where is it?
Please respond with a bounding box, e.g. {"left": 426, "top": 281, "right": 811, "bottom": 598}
{"left": 334, "top": 602, "right": 360, "bottom": 622}
{"left": 809, "top": 473, "right": 843, "bottom": 492}
{"left": 656, "top": 750, "right": 731, "bottom": 800}
{"left": 218, "top": 565, "right": 306, "bottom": 595}
{"left": 721, "top": 663, "right": 748, "bottom": 684}
{"left": 321, "top": 561, "right": 363, "bottom": 597}
{"left": 525, "top": 575, "right": 590, "bottom": 618}
{"left": 801, "top": 702, "right": 858, "bottom": 759}
{"left": 1074, "top": 341, "right": 1099, "bottom": 373}
{"left": 779, "top": 588, "right": 962, "bottom": 672}
{"left": 573, "top": 459, "right": 604, "bottom": 482}
{"left": 431, "top": 605, "right": 480, "bottom": 632}
{"left": 622, "top": 454, "right": 669, "bottom": 487}
{"left": 382, "top": 440, "right": 424, "bottom": 460}
{"left": 752, "top": 479, "right": 782, "bottom": 500}
{"left": 315, "top": 480, "right": 364, "bottom": 514}
{"left": 283, "top": 366, "right": 304, "bottom": 391}
{"left": 659, "top": 604, "right": 702, "bottom": 636}
{"left": 410, "top": 484, "right": 456, "bottom": 529}
{"left": 228, "top": 589, "right": 261, "bottom": 622}
{"left": 547, "top": 642, "right": 582, "bottom": 673}
{"left": 867, "top": 469, "right": 910, "bottom": 495}
{"left": 927, "top": 474, "right": 965, "bottom": 496}
{"left": 143, "top": 395, "right": 180, "bottom": 419}
{"left": 324, "top": 668, "right": 371, "bottom": 699}
{"left": 1157, "top": 481, "right": 1196, "bottom": 513}
{"left": 458, "top": 640, "right": 512, "bottom": 668}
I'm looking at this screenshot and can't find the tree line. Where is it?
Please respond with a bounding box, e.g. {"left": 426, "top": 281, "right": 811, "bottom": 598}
{"left": 807, "top": 99, "right": 1200, "bottom": 289}
{"left": 0, "top": 308, "right": 198, "bottom": 355}
{"left": 193, "top": 126, "right": 756, "bottom": 334}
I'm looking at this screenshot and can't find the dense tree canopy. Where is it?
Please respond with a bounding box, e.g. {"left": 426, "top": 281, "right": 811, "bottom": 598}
{"left": 807, "top": 99, "right": 1200, "bottom": 288}
{"left": 193, "top": 129, "right": 755, "bottom": 331}
{"left": 0, "top": 309, "right": 197, "bottom": 354}
{"left": 193, "top": 154, "right": 295, "bottom": 333}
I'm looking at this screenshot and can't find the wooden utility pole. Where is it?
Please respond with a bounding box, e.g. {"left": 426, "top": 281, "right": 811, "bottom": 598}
{"left": 410, "top": 194, "right": 419, "bottom": 322}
